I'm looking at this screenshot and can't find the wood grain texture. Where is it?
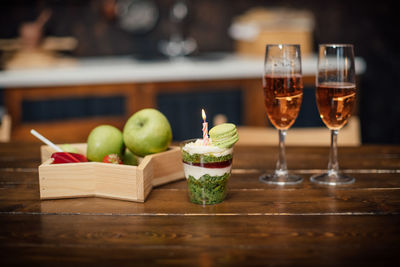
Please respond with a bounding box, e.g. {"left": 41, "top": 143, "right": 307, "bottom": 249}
{"left": 0, "top": 215, "right": 399, "bottom": 266}
{"left": 149, "top": 146, "right": 185, "bottom": 187}
{"left": 0, "top": 142, "right": 399, "bottom": 265}
{"left": 39, "top": 159, "right": 95, "bottom": 199}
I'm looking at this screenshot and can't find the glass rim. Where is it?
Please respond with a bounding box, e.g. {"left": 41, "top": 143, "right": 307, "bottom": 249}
{"left": 319, "top": 43, "right": 354, "bottom": 48}
{"left": 266, "top": 44, "right": 301, "bottom": 48}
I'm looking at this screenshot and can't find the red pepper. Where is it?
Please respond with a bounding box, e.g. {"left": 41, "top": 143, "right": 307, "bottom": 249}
{"left": 51, "top": 152, "right": 88, "bottom": 164}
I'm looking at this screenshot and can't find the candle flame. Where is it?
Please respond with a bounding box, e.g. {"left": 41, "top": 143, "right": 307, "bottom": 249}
{"left": 202, "top": 109, "right": 206, "bottom": 121}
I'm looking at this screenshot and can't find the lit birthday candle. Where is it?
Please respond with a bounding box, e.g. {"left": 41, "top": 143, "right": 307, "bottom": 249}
{"left": 201, "top": 109, "right": 209, "bottom": 145}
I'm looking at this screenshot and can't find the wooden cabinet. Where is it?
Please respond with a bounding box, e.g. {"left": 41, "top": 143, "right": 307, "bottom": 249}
{"left": 4, "top": 78, "right": 267, "bottom": 142}
{"left": 1, "top": 55, "right": 364, "bottom": 142}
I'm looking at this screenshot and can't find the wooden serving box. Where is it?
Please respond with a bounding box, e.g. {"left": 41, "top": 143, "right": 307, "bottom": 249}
{"left": 39, "top": 143, "right": 184, "bottom": 202}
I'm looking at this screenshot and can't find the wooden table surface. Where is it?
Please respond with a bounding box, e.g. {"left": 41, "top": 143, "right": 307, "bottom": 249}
{"left": 1, "top": 142, "right": 399, "bottom": 266}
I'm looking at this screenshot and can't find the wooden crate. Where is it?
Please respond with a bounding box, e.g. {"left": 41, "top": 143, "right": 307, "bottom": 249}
{"left": 39, "top": 144, "right": 184, "bottom": 202}
{"left": 231, "top": 8, "right": 314, "bottom": 57}
{"left": 235, "top": 29, "right": 313, "bottom": 57}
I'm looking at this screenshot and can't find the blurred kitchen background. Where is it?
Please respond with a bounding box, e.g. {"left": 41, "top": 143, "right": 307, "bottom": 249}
{"left": 0, "top": 0, "right": 398, "bottom": 144}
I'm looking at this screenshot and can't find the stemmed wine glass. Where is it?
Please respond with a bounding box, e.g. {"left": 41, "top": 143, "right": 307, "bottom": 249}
{"left": 310, "top": 44, "right": 357, "bottom": 185}
{"left": 259, "top": 44, "right": 304, "bottom": 185}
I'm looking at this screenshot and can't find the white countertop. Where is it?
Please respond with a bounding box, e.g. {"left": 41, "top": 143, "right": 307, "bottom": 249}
{"left": 0, "top": 54, "right": 366, "bottom": 88}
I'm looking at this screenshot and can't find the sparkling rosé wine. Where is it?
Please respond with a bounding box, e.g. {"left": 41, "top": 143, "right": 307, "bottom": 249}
{"left": 263, "top": 75, "right": 303, "bottom": 130}
{"left": 316, "top": 82, "right": 356, "bottom": 130}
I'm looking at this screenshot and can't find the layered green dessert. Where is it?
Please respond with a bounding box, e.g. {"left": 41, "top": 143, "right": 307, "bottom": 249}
{"left": 181, "top": 123, "right": 239, "bottom": 205}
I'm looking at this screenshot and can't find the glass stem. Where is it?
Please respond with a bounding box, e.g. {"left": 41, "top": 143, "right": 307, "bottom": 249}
{"left": 275, "top": 129, "right": 288, "bottom": 176}
{"left": 327, "top": 129, "right": 339, "bottom": 177}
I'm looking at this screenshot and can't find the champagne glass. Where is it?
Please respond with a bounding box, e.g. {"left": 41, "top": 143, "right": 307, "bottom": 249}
{"left": 310, "top": 44, "right": 356, "bottom": 185}
{"left": 259, "top": 44, "right": 303, "bottom": 185}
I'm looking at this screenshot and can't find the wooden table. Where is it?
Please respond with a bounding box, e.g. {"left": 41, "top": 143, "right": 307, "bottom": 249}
{"left": 1, "top": 143, "right": 399, "bottom": 266}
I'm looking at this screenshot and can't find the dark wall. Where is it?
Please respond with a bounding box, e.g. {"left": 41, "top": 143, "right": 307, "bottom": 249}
{"left": 0, "top": 0, "right": 399, "bottom": 144}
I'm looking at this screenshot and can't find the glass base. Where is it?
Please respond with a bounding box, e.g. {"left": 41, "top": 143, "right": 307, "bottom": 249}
{"left": 310, "top": 172, "right": 355, "bottom": 185}
{"left": 259, "top": 172, "right": 303, "bottom": 185}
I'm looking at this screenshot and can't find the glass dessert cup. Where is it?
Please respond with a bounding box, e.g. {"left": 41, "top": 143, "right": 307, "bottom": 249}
{"left": 180, "top": 139, "right": 233, "bottom": 205}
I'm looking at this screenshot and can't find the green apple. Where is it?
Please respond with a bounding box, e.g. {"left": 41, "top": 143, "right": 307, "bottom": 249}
{"left": 86, "top": 125, "right": 124, "bottom": 162}
{"left": 60, "top": 144, "right": 79, "bottom": 153}
{"left": 123, "top": 148, "right": 138, "bottom": 166}
{"left": 123, "top": 108, "right": 172, "bottom": 157}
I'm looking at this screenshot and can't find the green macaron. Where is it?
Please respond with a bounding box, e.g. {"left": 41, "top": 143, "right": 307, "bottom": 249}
{"left": 209, "top": 123, "right": 239, "bottom": 148}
